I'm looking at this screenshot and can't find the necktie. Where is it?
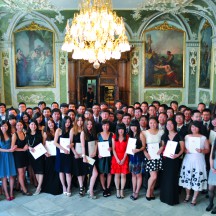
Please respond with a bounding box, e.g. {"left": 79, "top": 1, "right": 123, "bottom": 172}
{"left": 204, "top": 123, "right": 208, "bottom": 129}
{"left": 177, "top": 127, "right": 180, "bottom": 132}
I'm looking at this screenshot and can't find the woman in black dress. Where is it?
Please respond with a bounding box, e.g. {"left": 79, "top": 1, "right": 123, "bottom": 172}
{"left": 42, "top": 118, "right": 62, "bottom": 195}
{"left": 26, "top": 119, "right": 44, "bottom": 195}
{"left": 54, "top": 116, "right": 73, "bottom": 196}
{"left": 80, "top": 119, "right": 98, "bottom": 199}
{"left": 21, "top": 112, "right": 31, "bottom": 132}
{"left": 160, "top": 118, "right": 184, "bottom": 205}
{"left": 70, "top": 114, "right": 86, "bottom": 196}
{"left": 12, "top": 120, "right": 31, "bottom": 195}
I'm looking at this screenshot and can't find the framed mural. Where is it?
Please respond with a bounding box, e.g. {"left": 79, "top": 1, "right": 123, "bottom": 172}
{"left": 14, "top": 22, "right": 55, "bottom": 88}
{"left": 199, "top": 21, "right": 212, "bottom": 89}
{"left": 144, "top": 21, "right": 185, "bottom": 88}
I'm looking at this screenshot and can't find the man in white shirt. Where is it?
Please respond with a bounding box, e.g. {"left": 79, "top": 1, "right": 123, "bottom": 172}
{"left": 0, "top": 103, "right": 7, "bottom": 122}
{"left": 92, "top": 104, "right": 101, "bottom": 123}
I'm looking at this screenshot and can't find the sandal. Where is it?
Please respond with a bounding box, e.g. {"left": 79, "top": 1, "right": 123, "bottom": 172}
{"left": 120, "top": 189, "right": 125, "bottom": 199}
{"left": 116, "top": 189, "right": 121, "bottom": 199}
{"left": 22, "top": 191, "right": 32, "bottom": 196}
{"left": 106, "top": 188, "right": 111, "bottom": 196}
{"left": 191, "top": 197, "right": 197, "bottom": 206}
{"left": 79, "top": 186, "right": 85, "bottom": 196}
{"left": 184, "top": 195, "right": 190, "bottom": 203}
{"left": 103, "top": 189, "right": 108, "bottom": 197}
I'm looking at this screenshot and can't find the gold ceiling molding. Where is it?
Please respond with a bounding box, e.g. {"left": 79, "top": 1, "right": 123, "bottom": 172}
{"left": 145, "top": 21, "right": 183, "bottom": 32}
{"left": 15, "top": 22, "right": 52, "bottom": 32}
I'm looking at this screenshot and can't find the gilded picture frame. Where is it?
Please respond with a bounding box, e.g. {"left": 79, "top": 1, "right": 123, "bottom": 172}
{"left": 144, "top": 22, "right": 185, "bottom": 88}
{"left": 14, "top": 22, "right": 55, "bottom": 88}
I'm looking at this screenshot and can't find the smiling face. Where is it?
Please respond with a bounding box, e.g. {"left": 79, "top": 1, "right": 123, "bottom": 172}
{"left": 166, "top": 120, "right": 174, "bottom": 132}
{"left": 0, "top": 123, "right": 8, "bottom": 133}
{"left": 86, "top": 120, "right": 93, "bottom": 131}
{"left": 149, "top": 119, "right": 158, "bottom": 130}
{"left": 16, "top": 122, "right": 24, "bottom": 132}
{"left": 191, "top": 124, "right": 199, "bottom": 134}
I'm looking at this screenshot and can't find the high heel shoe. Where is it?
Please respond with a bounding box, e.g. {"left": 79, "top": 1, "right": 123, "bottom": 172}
{"left": 191, "top": 197, "right": 197, "bottom": 206}
{"left": 146, "top": 196, "right": 151, "bottom": 201}
{"left": 33, "top": 188, "right": 41, "bottom": 196}
{"left": 184, "top": 195, "right": 190, "bottom": 203}
{"left": 130, "top": 192, "right": 138, "bottom": 201}
{"left": 79, "top": 186, "right": 85, "bottom": 196}
{"left": 116, "top": 189, "right": 121, "bottom": 199}
{"left": 120, "top": 189, "right": 125, "bottom": 199}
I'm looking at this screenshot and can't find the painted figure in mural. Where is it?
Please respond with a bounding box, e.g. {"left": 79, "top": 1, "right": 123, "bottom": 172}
{"left": 145, "top": 34, "right": 154, "bottom": 85}
{"left": 165, "top": 51, "right": 175, "bottom": 68}
{"left": 34, "top": 51, "right": 49, "bottom": 80}
{"left": 154, "top": 58, "right": 179, "bottom": 85}
{"left": 201, "top": 43, "right": 211, "bottom": 87}
{"left": 16, "top": 49, "right": 28, "bottom": 87}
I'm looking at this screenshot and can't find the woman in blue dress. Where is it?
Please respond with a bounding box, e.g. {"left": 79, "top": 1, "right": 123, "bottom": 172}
{"left": 97, "top": 120, "right": 113, "bottom": 197}
{"left": 54, "top": 116, "right": 73, "bottom": 196}
{"left": 0, "top": 121, "right": 17, "bottom": 200}
{"left": 128, "top": 119, "right": 145, "bottom": 200}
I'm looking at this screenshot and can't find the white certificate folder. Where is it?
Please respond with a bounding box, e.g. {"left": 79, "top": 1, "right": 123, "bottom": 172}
{"left": 60, "top": 138, "right": 70, "bottom": 153}
{"left": 163, "top": 141, "right": 178, "bottom": 158}
{"left": 147, "top": 143, "right": 160, "bottom": 159}
{"left": 98, "top": 141, "right": 110, "bottom": 157}
{"left": 30, "top": 143, "right": 47, "bottom": 159}
{"left": 88, "top": 141, "right": 96, "bottom": 156}
{"left": 45, "top": 140, "right": 56, "bottom": 156}
{"left": 187, "top": 137, "right": 201, "bottom": 153}
{"left": 75, "top": 142, "right": 82, "bottom": 155}
{"left": 126, "top": 138, "right": 136, "bottom": 155}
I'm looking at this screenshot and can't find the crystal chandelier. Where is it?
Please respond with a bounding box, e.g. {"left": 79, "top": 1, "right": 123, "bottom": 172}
{"left": 62, "top": 0, "right": 130, "bottom": 69}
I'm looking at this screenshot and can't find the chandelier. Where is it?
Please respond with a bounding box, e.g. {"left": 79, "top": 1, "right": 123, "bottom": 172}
{"left": 62, "top": 0, "right": 130, "bottom": 69}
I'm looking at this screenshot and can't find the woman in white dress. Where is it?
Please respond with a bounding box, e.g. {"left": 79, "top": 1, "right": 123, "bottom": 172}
{"left": 143, "top": 117, "right": 164, "bottom": 200}
{"left": 179, "top": 121, "right": 210, "bottom": 206}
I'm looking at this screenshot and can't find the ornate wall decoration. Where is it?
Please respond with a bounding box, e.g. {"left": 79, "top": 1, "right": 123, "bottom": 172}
{"left": 59, "top": 51, "right": 67, "bottom": 75}
{"left": 17, "top": 91, "right": 55, "bottom": 104}
{"left": 199, "top": 91, "right": 211, "bottom": 104}
{"left": 131, "top": 48, "right": 139, "bottom": 75}
{"left": 144, "top": 90, "right": 182, "bottom": 104}
{"left": 189, "top": 49, "right": 197, "bottom": 75}
{"left": 2, "top": 51, "right": 10, "bottom": 76}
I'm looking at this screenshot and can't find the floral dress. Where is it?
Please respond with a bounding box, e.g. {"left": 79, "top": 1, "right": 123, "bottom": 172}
{"left": 179, "top": 135, "right": 207, "bottom": 191}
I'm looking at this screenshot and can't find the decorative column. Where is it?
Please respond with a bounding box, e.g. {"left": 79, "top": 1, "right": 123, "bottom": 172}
{"left": 186, "top": 41, "right": 199, "bottom": 106}
{"left": 0, "top": 41, "right": 12, "bottom": 105}
{"left": 212, "top": 36, "right": 216, "bottom": 102}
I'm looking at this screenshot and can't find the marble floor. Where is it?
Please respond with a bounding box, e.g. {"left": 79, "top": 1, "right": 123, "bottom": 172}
{"left": 0, "top": 186, "right": 212, "bottom": 216}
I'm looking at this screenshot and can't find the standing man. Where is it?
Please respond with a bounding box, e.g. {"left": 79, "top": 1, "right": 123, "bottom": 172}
{"left": 0, "top": 103, "right": 7, "bottom": 123}
{"left": 85, "top": 87, "right": 94, "bottom": 108}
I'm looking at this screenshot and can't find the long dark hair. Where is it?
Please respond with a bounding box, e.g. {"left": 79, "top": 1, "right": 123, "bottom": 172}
{"left": 44, "top": 118, "right": 57, "bottom": 140}
{"left": 115, "top": 123, "right": 127, "bottom": 141}
{"left": 0, "top": 121, "right": 11, "bottom": 142}
{"left": 27, "top": 119, "right": 40, "bottom": 134}
{"left": 164, "top": 118, "right": 177, "bottom": 134}
{"left": 83, "top": 119, "right": 96, "bottom": 141}
{"left": 61, "top": 116, "right": 73, "bottom": 135}
{"left": 129, "top": 119, "right": 140, "bottom": 139}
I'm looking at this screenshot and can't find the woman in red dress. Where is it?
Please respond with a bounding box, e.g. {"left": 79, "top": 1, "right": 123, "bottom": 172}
{"left": 111, "top": 123, "right": 129, "bottom": 198}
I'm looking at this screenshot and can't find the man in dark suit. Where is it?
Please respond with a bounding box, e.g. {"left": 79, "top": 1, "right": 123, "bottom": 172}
{"left": 52, "top": 108, "right": 62, "bottom": 128}
{"left": 175, "top": 112, "right": 188, "bottom": 139}
{"left": 202, "top": 108, "right": 214, "bottom": 138}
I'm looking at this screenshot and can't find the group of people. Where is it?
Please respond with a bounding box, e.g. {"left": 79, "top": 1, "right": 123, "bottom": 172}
{"left": 0, "top": 100, "right": 216, "bottom": 212}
